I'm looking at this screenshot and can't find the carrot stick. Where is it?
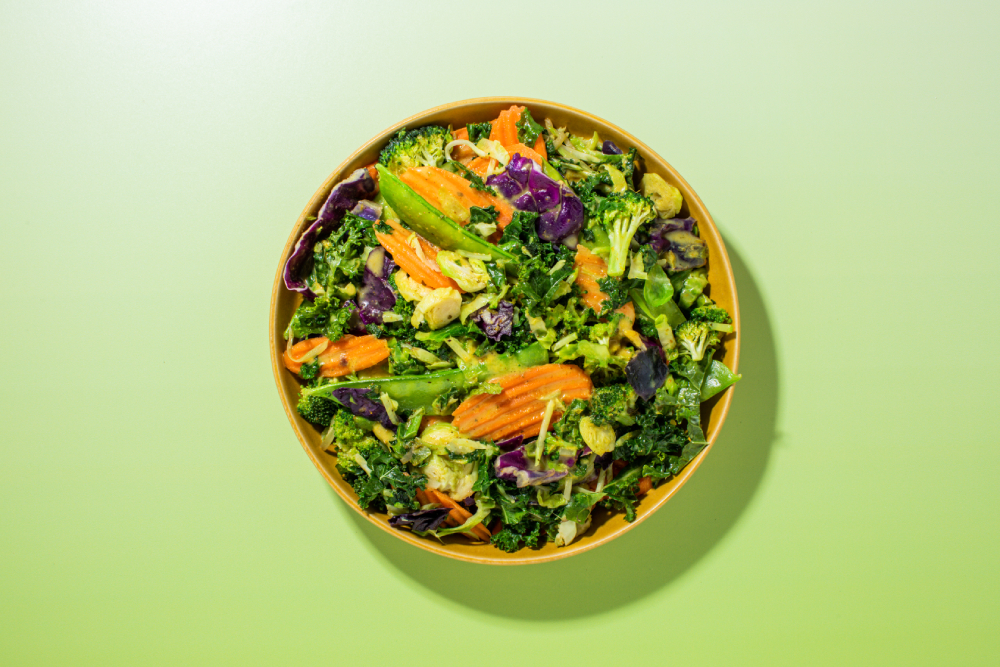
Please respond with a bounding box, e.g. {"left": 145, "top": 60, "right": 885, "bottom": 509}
{"left": 399, "top": 166, "right": 513, "bottom": 228}
{"left": 637, "top": 476, "right": 653, "bottom": 496}
{"left": 375, "top": 218, "right": 460, "bottom": 291}
{"left": 489, "top": 110, "right": 508, "bottom": 143}
{"left": 282, "top": 335, "right": 389, "bottom": 378}
{"left": 452, "top": 364, "right": 593, "bottom": 441}
{"left": 504, "top": 142, "right": 544, "bottom": 165}
{"left": 533, "top": 135, "right": 548, "bottom": 161}
{"left": 425, "top": 489, "right": 492, "bottom": 542}
{"left": 575, "top": 245, "right": 611, "bottom": 311}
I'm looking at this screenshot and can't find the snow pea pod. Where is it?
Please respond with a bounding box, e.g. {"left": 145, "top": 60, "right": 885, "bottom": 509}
{"left": 376, "top": 164, "right": 514, "bottom": 261}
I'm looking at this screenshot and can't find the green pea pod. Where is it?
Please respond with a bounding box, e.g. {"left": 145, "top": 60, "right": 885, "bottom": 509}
{"left": 700, "top": 360, "right": 742, "bottom": 400}
{"left": 376, "top": 164, "right": 514, "bottom": 261}
{"left": 312, "top": 343, "right": 548, "bottom": 415}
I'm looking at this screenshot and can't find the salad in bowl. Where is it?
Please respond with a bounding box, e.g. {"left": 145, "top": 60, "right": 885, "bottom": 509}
{"left": 274, "top": 101, "right": 740, "bottom": 557}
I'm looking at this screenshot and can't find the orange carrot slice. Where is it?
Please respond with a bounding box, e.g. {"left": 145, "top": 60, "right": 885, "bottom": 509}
{"left": 282, "top": 335, "right": 389, "bottom": 378}
{"left": 504, "top": 142, "right": 544, "bottom": 165}
{"left": 425, "top": 489, "right": 492, "bottom": 542}
{"left": 489, "top": 109, "right": 509, "bottom": 144}
{"left": 533, "top": 134, "right": 548, "bottom": 160}
{"left": 637, "top": 476, "right": 653, "bottom": 496}
{"left": 398, "top": 166, "right": 513, "bottom": 228}
{"left": 575, "top": 245, "right": 611, "bottom": 311}
{"left": 452, "top": 364, "right": 593, "bottom": 442}
{"left": 375, "top": 218, "right": 460, "bottom": 291}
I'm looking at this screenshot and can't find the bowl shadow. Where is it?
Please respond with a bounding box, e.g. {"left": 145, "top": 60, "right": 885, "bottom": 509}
{"left": 338, "top": 239, "right": 778, "bottom": 620}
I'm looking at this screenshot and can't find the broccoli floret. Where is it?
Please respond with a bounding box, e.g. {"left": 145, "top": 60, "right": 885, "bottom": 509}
{"left": 689, "top": 306, "right": 734, "bottom": 333}
{"left": 296, "top": 389, "right": 339, "bottom": 427}
{"left": 589, "top": 384, "right": 637, "bottom": 426}
{"left": 590, "top": 191, "right": 656, "bottom": 278}
{"left": 378, "top": 125, "right": 452, "bottom": 175}
{"left": 674, "top": 320, "right": 720, "bottom": 362}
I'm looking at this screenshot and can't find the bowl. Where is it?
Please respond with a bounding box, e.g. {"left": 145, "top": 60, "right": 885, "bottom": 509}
{"left": 270, "top": 97, "right": 740, "bottom": 565}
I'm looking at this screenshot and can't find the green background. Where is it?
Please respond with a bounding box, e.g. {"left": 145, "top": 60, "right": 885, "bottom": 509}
{"left": 2, "top": 1, "right": 997, "bottom": 664}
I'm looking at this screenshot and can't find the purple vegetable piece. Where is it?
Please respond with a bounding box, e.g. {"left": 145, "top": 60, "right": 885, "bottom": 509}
{"left": 625, "top": 348, "right": 670, "bottom": 401}
{"left": 471, "top": 300, "right": 514, "bottom": 341}
{"left": 460, "top": 496, "right": 477, "bottom": 510}
{"left": 647, "top": 218, "right": 696, "bottom": 253}
{"left": 356, "top": 247, "right": 397, "bottom": 325}
{"left": 340, "top": 300, "right": 370, "bottom": 335}
{"left": 537, "top": 189, "right": 584, "bottom": 248}
{"left": 495, "top": 434, "right": 524, "bottom": 450}
{"left": 283, "top": 168, "right": 378, "bottom": 299}
{"left": 329, "top": 387, "right": 394, "bottom": 429}
{"left": 389, "top": 507, "right": 452, "bottom": 532}
{"left": 601, "top": 140, "right": 623, "bottom": 155}
{"left": 527, "top": 168, "right": 562, "bottom": 210}
{"left": 350, "top": 199, "right": 383, "bottom": 222}
{"left": 487, "top": 153, "right": 584, "bottom": 246}
{"left": 494, "top": 446, "right": 569, "bottom": 487}
{"left": 594, "top": 452, "right": 613, "bottom": 469}
{"left": 661, "top": 230, "right": 708, "bottom": 271}
{"left": 557, "top": 447, "right": 577, "bottom": 468}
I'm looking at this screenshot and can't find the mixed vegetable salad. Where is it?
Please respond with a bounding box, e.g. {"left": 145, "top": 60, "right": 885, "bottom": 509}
{"left": 281, "top": 105, "right": 740, "bottom": 552}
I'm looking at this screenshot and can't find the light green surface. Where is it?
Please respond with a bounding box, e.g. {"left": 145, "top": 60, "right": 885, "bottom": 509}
{"left": 2, "top": 1, "right": 998, "bottom": 664}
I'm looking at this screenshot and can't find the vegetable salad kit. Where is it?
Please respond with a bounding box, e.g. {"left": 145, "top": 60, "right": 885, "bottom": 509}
{"left": 278, "top": 103, "right": 740, "bottom": 553}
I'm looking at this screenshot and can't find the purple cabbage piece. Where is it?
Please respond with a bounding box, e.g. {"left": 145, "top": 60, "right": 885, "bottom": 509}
{"left": 283, "top": 168, "right": 378, "bottom": 300}
{"left": 329, "top": 387, "right": 393, "bottom": 429}
{"left": 486, "top": 154, "right": 584, "bottom": 247}
{"left": 625, "top": 348, "right": 670, "bottom": 402}
{"left": 594, "top": 452, "right": 613, "bottom": 469}
{"left": 601, "top": 140, "right": 623, "bottom": 155}
{"left": 356, "top": 247, "right": 397, "bottom": 325}
{"left": 494, "top": 446, "right": 569, "bottom": 487}
{"left": 389, "top": 507, "right": 452, "bottom": 532}
{"left": 471, "top": 300, "right": 514, "bottom": 341}
{"left": 647, "top": 218, "right": 696, "bottom": 253}
{"left": 646, "top": 218, "right": 707, "bottom": 270}
{"left": 350, "top": 199, "right": 382, "bottom": 222}
{"left": 341, "top": 300, "right": 371, "bottom": 335}
{"left": 495, "top": 434, "right": 524, "bottom": 450}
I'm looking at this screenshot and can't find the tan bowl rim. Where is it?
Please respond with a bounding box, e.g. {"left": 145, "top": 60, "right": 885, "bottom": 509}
{"left": 270, "top": 96, "right": 740, "bottom": 565}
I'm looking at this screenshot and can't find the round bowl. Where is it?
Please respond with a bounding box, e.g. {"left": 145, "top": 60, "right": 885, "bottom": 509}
{"left": 270, "top": 97, "right": 740, "bottom": 565}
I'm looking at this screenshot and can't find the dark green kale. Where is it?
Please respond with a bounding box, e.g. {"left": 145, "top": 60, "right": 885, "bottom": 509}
{"left": 344, "top": 444, "right": 427, "bottom": 512}
{"left": 448, "top": 160, "right": 498, "bottom": 195}
{"left": 515, "top": 108, "right": 544, "bottom": 146}
{"left": 310, "top": 213, "right": 377, "bottom": 293}
{"left": 466, "top": 122, "right": 492, "bottom": 144}
{"left": 469, "top": 205, "right": 499, "bottom": 227}
{"left": 491, "top": 520, "right": 543, "bottom": 553}
{"left": 596, "top": 276, "right": 640, "bottom": 314}
{"left": 386, "top": 338, "right": 422, "bottom": 375}
{"left": 499, "top": 211, "right": 577, "bottom": 317}
{"left": 287, "top": 297, "right": 354, "bottom": 341}
{"left": 553, "top": 399, "right": 589, "bottom": 446}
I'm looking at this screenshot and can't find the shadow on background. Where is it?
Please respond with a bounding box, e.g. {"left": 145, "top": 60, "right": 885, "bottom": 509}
{"left": 340, "top": 241, "right": 779, "bottom": 620}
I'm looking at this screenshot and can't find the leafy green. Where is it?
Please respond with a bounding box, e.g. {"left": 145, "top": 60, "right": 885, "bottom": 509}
{"left": 516, "top": 108, "right": 544, "bottom": 146}
{"left": 466, "top": 122, "right": 492, "bottom": 144}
